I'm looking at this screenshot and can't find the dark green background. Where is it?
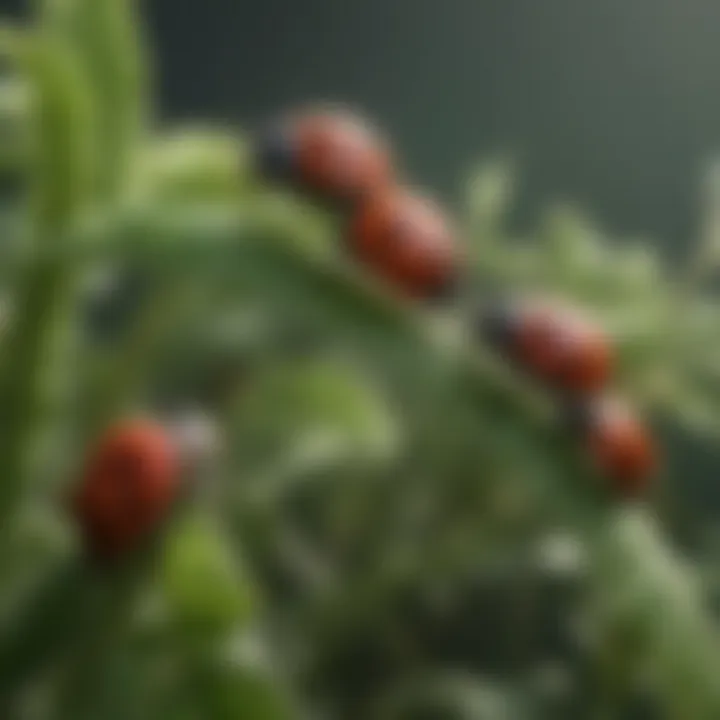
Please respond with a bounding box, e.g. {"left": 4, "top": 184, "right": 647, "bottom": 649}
{"left": 4, "top": 0, "right": 716, "bottom": 249}
{"left": 143, "top": 0, "right": 720, "bottom": 254}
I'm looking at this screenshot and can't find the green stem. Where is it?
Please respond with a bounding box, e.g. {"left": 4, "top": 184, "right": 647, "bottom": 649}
{"left": 0, "top": 30, "right": 91, "bottom": 529}
{"left": 0, "top": 559, "right": 90, "bottom": 712}
{"left": 82, "top": 274, "right": 194, "bottom": 436}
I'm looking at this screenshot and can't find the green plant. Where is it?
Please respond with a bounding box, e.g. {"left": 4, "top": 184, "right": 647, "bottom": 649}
{"left": 0, "top": 2, "right": 720, "bottom": 719}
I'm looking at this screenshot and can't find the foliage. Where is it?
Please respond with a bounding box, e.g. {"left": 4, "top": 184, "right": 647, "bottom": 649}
{"left": 0, "top": 2, "right": 719, "bottom": 719}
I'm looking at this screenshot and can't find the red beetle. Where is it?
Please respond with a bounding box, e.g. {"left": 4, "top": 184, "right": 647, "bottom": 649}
{"left": 569, "top": 397, "right": 656, "bottom": 498}
{"left": 480, "top": 298, "right": 612, "bottom": 395}
{"left": 71, "top": 419, "right": 181, "bottom": 560}
{"left": 256, "top": 107, "right": 392, "bottom": 202}
{"left": 348, "top": 188, "right": 459, "bottom": 299}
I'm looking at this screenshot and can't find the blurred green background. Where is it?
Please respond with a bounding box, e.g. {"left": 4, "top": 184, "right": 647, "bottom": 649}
{"left": 142, "top": 0, "right": 720, "bottom": 250}
{"left": 2, "top": 1, "right": 720, "bottom": 719}
{"left": 2, "top": 0, "right": 712, "bottom": 245}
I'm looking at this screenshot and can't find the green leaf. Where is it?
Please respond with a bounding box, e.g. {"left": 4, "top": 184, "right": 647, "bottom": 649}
{"left": 131, "top": 128, "right": 251, "bottom": 204}
{"left": 197, "top": 658, "right": 293, "bottom": 720}
{"left": 464, "top": 159, "right": 515, "bottom": 241}
{"left": 40, "top": 0, "right": 149, "bottom": 201}
{"left": 0, "top": 73, "right": 32, "bottom": 175}
{"left": 160, "top": 513, "right": 257, "bottom": 639}
{"left": 231, "top": 357, "right": 402, "bottom": 501}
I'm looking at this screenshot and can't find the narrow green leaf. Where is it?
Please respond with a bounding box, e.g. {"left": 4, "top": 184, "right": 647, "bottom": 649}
{"left": 40, "top": 0, "right": 149, "bottom": 201}
{"left": 0, "top": 30, "right": 92, "bottom": 527}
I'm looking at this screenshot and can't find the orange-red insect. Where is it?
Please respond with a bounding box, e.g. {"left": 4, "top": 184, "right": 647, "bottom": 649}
{"left": 348, "top": 188, "right": 459, "bottom": 299}
{"left": 569, "top": 397, "right": 656, "bottom": 498}
{"left": 71, "top": 419, "right": 181, "bottom": 560}
{"left": 256, "top": 107, "right": 392, "bottom": 202}
{"left": 480, "top": 298, "right": 612, "bottom": 395}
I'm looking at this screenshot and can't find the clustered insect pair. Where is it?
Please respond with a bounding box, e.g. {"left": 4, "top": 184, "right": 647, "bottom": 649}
{"left": 71, "top": 106, "right": 656, "bottom": 562}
